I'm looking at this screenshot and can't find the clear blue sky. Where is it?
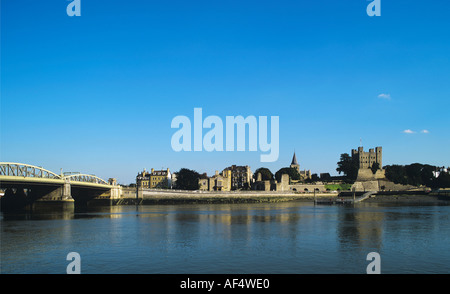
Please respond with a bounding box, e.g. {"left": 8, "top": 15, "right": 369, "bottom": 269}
{"left": 1, "top": 0, "right": 449, "bottom": 184}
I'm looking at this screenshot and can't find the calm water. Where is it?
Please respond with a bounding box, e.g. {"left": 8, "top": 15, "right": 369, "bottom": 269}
{"left": 1, "top": 201, "right": 450, "bottom": 274}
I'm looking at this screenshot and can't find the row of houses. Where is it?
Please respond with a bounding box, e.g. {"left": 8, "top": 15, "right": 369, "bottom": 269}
{"left": 198, "top": 165, "right": 253, "bottom": 191}
{"left": 135, "top": 152, "right": 313, "bottom": 192}
{"left": 135, "top": 165, "right": 254, "bottom": 191}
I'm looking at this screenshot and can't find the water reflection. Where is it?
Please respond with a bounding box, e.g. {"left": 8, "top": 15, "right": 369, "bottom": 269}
{"left": 2, "top": 201, "right": 450, "bottom": 273}
{"left": 337, "top": 205, "right": 384, "bottom": 251}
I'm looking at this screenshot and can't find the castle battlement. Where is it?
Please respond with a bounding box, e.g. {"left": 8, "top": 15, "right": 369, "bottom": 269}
{"left": 351, "top": 146, "right": 382, "bottom": 169}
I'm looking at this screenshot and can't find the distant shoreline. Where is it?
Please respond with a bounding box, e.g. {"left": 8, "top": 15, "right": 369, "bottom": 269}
{"left": 363, "top": 194, "right": 449, "bottom": 204}
{"left": 112, "top": 191, "right": 450, "bottom": 205}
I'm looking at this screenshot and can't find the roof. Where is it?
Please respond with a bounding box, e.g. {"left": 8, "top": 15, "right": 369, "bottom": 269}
{"left": 223, "top": 165, "right": 249, "bottom": 171}
{"left": 151, "top": 170, "right": 168, "bottom": 176}
{"left": 291, "top": 152, "right": 299, "bottom": 166}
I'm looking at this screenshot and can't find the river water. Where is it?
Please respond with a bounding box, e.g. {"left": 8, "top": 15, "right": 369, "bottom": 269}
{"left": 1, "top": 201, "right": 450, "bottom": 274}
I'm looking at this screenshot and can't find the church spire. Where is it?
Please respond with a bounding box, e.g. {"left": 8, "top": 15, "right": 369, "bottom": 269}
{"left": 291, "top": 151, "right": 298, "bottom": 166}
{"left": 290, "top": 151, "right": 300, "bottom": 173}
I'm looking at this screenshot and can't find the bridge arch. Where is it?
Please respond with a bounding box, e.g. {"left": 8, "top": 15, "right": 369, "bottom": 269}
{"left": 0, "top": 162, "right": 61, "bottom": 179}
{"left": 63, "top": 174, "right": 109, "bottom": 185}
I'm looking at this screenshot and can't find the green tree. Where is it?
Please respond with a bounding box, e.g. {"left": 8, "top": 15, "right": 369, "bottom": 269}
{"left": 405, "top": 163, "right": 424, "bottom": 186}
{"left": 371, "top": 162, "right": 380, "bottom": 174}
{"left": 385, "top": 165, "right": 407, "bottom": 185}
{"left": 385, "top": 163, "right": 441, "bottom": 187}
{"left": 174, "top": 168, "right": 200, "bottom": 190}
{"left": 436, "top": 172, "right": 450, "bottom": 188}
{"left": 275, "top": 167, "right": 300, "bottom": 182}
{"left": 254, "top": 167, "right": 274, "bottom": 181}
{"left": 320, "top": 173, "right": 331, "bottom": 182}
{"left": 336, "top": 153, "right": 358, "bottom": 182}
{"left": 420, "top": 164, "right": 437, "bottom": 187}
{"left": 304, "top": 173, "right": 319, "bottom": 183}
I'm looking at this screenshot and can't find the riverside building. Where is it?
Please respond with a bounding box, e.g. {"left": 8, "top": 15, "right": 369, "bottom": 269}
{"left": 136, "top": 168, "right": 172, "bottom": 188}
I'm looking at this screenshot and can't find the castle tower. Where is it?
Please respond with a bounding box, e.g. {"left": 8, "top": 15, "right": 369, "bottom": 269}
{"left": 351, "top": 146, "right": 386, "bottom": 181}
{"left": 352, "top": 146, "right": 383, "bottom": 170}
{"left": 375, "top": 146, "right": 382, "bottom": 168}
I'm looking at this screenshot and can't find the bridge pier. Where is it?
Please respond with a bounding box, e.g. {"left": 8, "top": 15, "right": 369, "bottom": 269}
{"left": 110, "top": 185, "right": 121, "bottom": 199}
{"left": 62, "top": 180, "right": 74, "bottom": 201}
{"left": 36, "top": 180, "right": 74, "bottom": 203}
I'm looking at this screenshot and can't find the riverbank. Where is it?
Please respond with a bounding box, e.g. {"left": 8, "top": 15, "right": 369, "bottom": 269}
{"left": 363, "top": 194, "right": 446, "bottom": 204}
{"left": 135, "top": 189, "right": 337, "bottom": 204}
{"left": 140, "top": 194, "right": 331, "bottom": 204}
{"left": 108, "top": 192, "right": 450, "bottom": 205}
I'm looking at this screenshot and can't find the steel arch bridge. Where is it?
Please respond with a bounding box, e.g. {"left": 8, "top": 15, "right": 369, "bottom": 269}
{"left": 0, "top": 162, "right": 120, "bottom": 211}
{"left": 0, "top": 162, "right": 111, "bottom": 186}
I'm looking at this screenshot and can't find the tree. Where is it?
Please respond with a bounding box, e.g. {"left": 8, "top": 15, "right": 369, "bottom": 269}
{"left": 405, "top": 163, "right": 424, "bottom": 186}
{"left": 336, "top": 153, "right": 358, "bottom": 182}
{"left": 436, "top": 172, "right": 450, "bottom": 188}
{"left": 320, "top": 173, "right": 331, "bottom": 182}
{"left": 420, "top": 164, "right": 436, "bottom": 187}
{"left": 275, "top": 167, "right": 300, "bottom": 182}
{"left": 371, "top": 162, "right": 380, "bottom": 174}
{"left": 385, "top": 163, "right": 443, "bottom": 188}
{"left": 385, "top": 164, "right": 407, "bottom": 185}
{"left": 174, "top": 168, "right": 200, "bottom": 190}
{"left": 254, "top": 167, "right": 274, "bottom": 181}
{"left": 304, "top": 173, "right": 319, "bottom": 183}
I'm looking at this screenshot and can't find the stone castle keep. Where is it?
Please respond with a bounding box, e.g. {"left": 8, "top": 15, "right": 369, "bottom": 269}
{"left": 352, "top": 146, "right": 386, "bottom": 181}
{"left": 352, "top": 146, "right": 382, "bottom": 169}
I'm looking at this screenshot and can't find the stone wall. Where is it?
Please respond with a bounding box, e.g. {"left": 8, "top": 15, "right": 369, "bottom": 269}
{"left": 356, "top": 168, "right": 386, "bottom": 181}
{"left": 289, "top": 183, "right": 326, "bottom": 192}
{"left": 351, "top": 180, "right": 379, "bottom": 192}
{"left": 378, "top": 179, "right": 416, "bottom": 191}
{"left": 352, "top": 179, "right": 417, "bottom": 192}
{"left": 253, "top": 173, "right": 289, "bottom": 191}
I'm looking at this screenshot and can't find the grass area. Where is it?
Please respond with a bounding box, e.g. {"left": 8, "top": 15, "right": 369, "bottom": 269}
{"left": 324, "top": 183, "right": 352, "bottom": 191}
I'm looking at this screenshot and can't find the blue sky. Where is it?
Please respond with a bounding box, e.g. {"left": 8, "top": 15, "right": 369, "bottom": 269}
{"left": 1, "top": 0, "right": 450, "bottom": 184}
